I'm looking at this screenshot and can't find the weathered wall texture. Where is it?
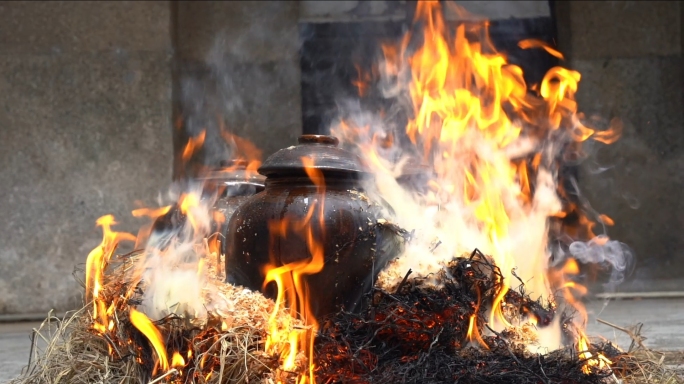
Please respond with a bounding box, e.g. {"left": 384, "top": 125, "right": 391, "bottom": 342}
{"left": 556, "top": 1, "right": 684, "bottom": 288}
{"left": 173, "top": 1, "right": 301, "bottom": 179}
{"left": 0, "top": 1, "right": 173, "bottom": 314}
{"left": 298, "top": 0, "right": 550, "bottom": 22}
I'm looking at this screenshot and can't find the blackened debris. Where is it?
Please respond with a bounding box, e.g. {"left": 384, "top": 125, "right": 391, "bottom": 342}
{"left": 314, "top": 249, "right": 613, "bottom": 384}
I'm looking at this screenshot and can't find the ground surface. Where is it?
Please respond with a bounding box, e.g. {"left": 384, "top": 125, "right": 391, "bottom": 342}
{"left": 0, "top": 321, "right": 42, "bottom": 383}
{"left": 1, "top": 298, "right": 683, "bottom": 382}
{"left": 585, "top": 298, "right": 684, "bottom": 351}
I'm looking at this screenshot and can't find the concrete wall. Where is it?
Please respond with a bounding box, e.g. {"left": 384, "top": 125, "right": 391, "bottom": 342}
{"left": 300, "top": 0, "right": 684, "bottom": 289}
{"left": 2, "top": 0, "right": 680, "bottom": 315}
{"left": 556, "top": 1, "right": 684, "bottom": 287}
{"left": 173, "top": 1, "right": 301, "bottom": 179}
{"left": 298, "top": 0, "right": 551, "bottom": 22}
{"left": 0, "top": 1, "right": 173, "bottom": 314}
{"left": 0, "top": 0, "right": 303, "bottom": 316}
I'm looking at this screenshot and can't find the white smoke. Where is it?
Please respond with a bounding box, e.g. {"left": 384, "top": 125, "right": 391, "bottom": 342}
{"left": 135, "top": 182, "right": 218, "bottom": 321}
{"left": 333, "top": 98, "right": 565, "bottom": 302}
{"left": 563, "top": 236, "right": 634, "bottom": 290}
{"left": 328, "top": 4, "right": 634, "bottom": 354}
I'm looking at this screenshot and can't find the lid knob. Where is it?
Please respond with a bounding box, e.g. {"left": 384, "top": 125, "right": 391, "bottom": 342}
{"left": 298, "top": 135, "right": 339, "bottom": 146}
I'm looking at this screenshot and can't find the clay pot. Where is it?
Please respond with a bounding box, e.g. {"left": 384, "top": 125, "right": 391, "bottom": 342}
{"left": 200, "top": 160, "right": 265, "bottom": 236}
{"left": 151, "top": 161, "right": 265, "bottom": 243}
{"left": 395, "top": 159, "right": 433, "bottom": 195}
{"left": 224, "top": 135, "right": 403, "bottom": 318}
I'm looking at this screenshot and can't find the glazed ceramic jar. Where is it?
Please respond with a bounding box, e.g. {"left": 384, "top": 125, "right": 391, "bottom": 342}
{"left": 224, "top": 135, "right": 403, "bottom": 318}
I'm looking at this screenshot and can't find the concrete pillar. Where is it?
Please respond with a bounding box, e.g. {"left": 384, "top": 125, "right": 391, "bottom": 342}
{"left": 556, "top": 1, "right": 683, "bottom": 287}
{"left": 0, "top": 1, "right": 173, "bottom": 314}
{"left": 172, "top": 1, "right": 302, "bottom": 180}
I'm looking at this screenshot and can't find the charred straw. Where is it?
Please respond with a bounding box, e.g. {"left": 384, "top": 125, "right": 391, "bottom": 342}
{"left": 314, "top": 249, "right": 613, "bottom": 384}
{"left": 10, "top": 247, "right": 681, "bottom": 384}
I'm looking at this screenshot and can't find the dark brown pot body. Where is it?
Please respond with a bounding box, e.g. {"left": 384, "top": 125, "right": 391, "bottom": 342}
{"left": 224, "top": 135, "right": 403, "bottom": 318}
{"left": 211, "top": 183, "right": 264, "bottom": 240}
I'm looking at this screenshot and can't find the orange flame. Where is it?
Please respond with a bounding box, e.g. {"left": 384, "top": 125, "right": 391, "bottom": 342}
{"left": 176, "top": 115, "right": 265, "bottom": 179}
{"left": 179, "top": 192, "right": 201, "bottom": 232}
{"left": 263, "top": 156, "right": 324, "bottom": 383}
{"left": 182, "top": 131, "right": 206, "bottom": 161}
{"left": 131, "top": 205, "right": 172, "bottom": 220}
{"left": 219, "top": 126, "right": 264, "bottom": 173}
{"left": 548, "top": 258, "right": 611, "bottom": 372}
{"left": 352, "top": 63, "right": 373, "bottom": 97}
{"left": 171, "top": 351, "right": 186, "bottom": 371}
{"left": 518, "top": 38, "right": 565, "bottom": 60}
{"left": 130, "top": 308, "right": 169, "bottom": 372}
{"left": 334, "top": 0, "right": 622, "bottom": 350}
{"left": 130, "top": 205, "right": 174, "bottom": 248}
{"left": 466, "top": 286, "right": 489, "bottom": 349}
{"left": 85, "top": 215, "right": 135, "bottom": 333}
{"left": 598, "top": 214, "right": 615, "bottom": 226}
{"left": 578, "top": 332, "right": 612, "bottom": 374}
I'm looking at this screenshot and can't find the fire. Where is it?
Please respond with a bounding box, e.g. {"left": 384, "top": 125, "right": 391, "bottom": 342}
{"left": 333, "top": 0, "right": 620, "bottom": 370}
{"left": 178, "top": 120, "right": 263, "bottom": 179}
{"left": 75, "top": 1, "right": 626, "bottom": 380}
{"left": 129, "top": 308, "right": 169, "bottom": 372}
{"left": 79, "top": 124, "right": 276, "bottom": 381}
{"left": 263, "top": 156, "right": 325, "bottom": 383}
{"left": 578, "top": 333, "right": 612, "bottom": 374}
{"left": 219, "top": 128, "right": 264, "bottom": 173}
{"left": 549, "top": 257, "right": 613, "bottom": 373}
{"left": 85, "top": 215, "right": 135, "bottom": 333}
{"left": 131, "top": 205, "right": 173, "bottom": 249}
{"left": 171, "top": 351, "right": 186, "bottom": 370}
{"left": 352, "top": 63, "right": 373, "bottom": 97}
{"left": 518, "top": 38, "right": 564, "bottom": 60}
{"left": 131, "top": 205, "right": 172, "bottom": 219}
{"left": 466, "top": 286, "right": 489, "bottom": 349}
{"left": 179, "top": 192, "right": 202, "bottom": 231}
{"left": 182, "top": 130, "right": 206, "bottom": 161}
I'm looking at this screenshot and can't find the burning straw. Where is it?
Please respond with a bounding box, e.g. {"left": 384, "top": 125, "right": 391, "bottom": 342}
{"left": 8, "top": 250, "right": 298, "bottom": 384}
{"left": 598, "top": 320, "right": 684, "bottom": 384}
{"left": 314, "top": 249, "right": 682, "bottom": 384}
{"left": 6, "top": 232, "right": 682, "bottom": 384}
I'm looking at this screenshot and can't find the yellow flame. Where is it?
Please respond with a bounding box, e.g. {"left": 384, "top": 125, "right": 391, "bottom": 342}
{"left": 129, "top": 308, "right": 169, "bottom": 372}
{"left": 179, "top": 192, "right": 201, "bottom": 232}
{"left": 263, "top": 156, "right": 324, "bottom": 383}
{"left": 171, "top": 351, "right": 186, "bottom": 370}
{"left": 342, "top": 0, "right": 623, "bottom": 338}
{"left": 131, "top": 205, "right": 172, "bottom": 219}
{"left": 85, "top": 215, "right": 135, "bottom": 332}
{"left": 578, "top": 333, "right": 612, "bottom": 374}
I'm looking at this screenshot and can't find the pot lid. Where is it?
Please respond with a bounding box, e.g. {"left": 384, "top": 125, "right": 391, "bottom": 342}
{"left": 199, "top": 159, "right": 266, "bottom": 186}
{"left": 258, "top": 135, "right": 370, "bottom": 178}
